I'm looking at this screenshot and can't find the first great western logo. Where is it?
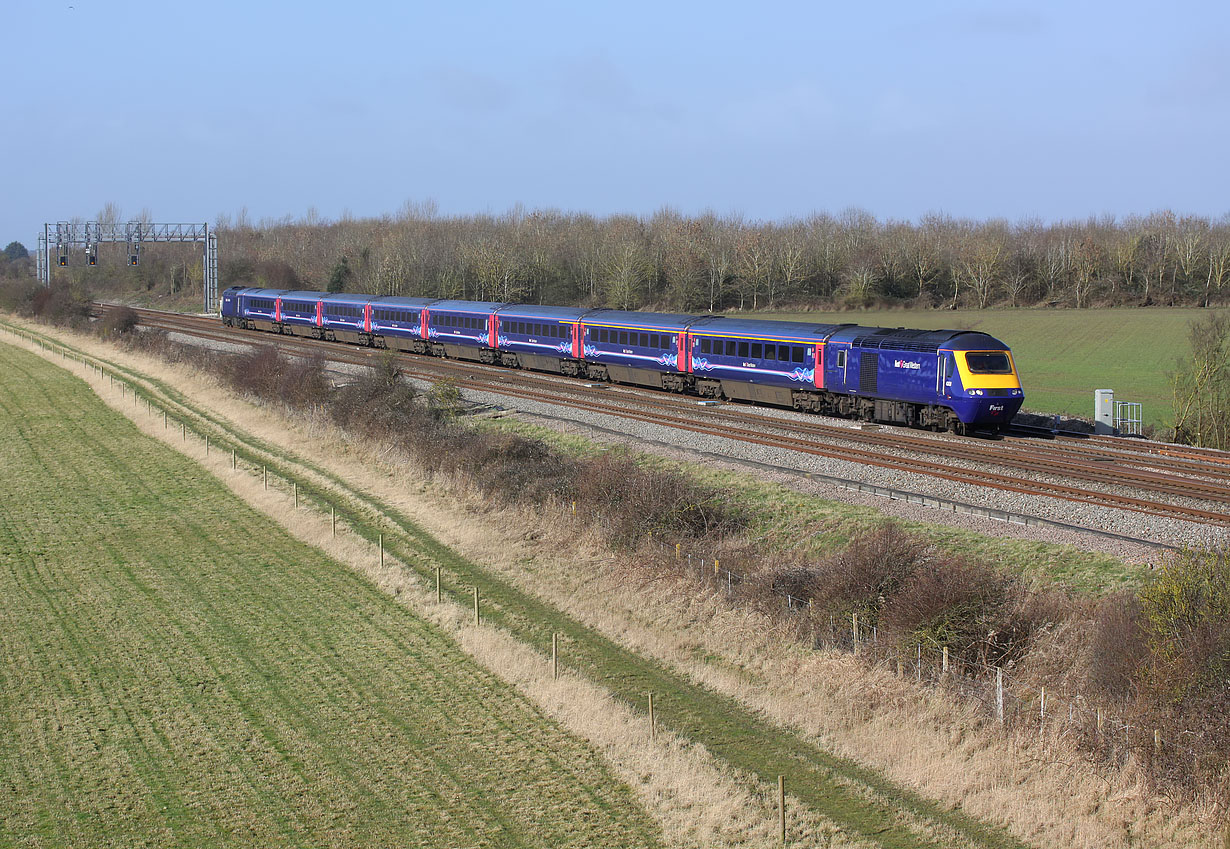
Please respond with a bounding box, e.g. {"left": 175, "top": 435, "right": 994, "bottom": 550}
{"left": 893, "top": 359, "right": 922, "bottom": 370}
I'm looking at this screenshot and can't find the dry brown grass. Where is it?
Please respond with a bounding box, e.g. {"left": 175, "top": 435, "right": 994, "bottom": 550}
{"left": 9, "top": 315, "right": 1223, "bottom": 849}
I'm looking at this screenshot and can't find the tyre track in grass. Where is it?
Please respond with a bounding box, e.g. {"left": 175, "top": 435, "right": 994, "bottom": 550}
{"left": 0, "top": 336, "right": 665, "bottom": 849}
{"left": 9, "top": 324, "right": 1036, "bottom": 849}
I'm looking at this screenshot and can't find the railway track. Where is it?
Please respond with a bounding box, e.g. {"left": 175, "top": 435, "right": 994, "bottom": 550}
{"left": 105, "top": 304, "right": 1230, "bottom": 528}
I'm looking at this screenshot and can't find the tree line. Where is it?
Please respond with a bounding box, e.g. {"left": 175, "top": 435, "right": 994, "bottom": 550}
{"left": 212, "top": 205, "right": 1230, "bottom": 312}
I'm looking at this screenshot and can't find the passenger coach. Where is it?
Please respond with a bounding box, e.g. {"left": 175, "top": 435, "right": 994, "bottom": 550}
{"left": 220, "top": 286, "right": 1024, "bottom": 434}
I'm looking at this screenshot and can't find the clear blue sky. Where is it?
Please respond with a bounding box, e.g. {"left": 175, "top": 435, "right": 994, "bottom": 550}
{"left": 5, "top": 0, "right": 1229, "bottom": 247}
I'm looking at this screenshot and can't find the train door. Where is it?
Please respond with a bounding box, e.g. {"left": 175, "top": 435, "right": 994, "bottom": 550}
{"left": 678, "top": 332, "right": 689, "bottom": 372}
{"left": 421, "top": 310, "right": 430, "bottom": 339}
{"left": 315, "top": 300, "right": 323, "bottom": 328}
{"left": 274, "top": 297, "right": 282, "bottom": 323}
{"left": 813, "top": 344, "right": 824, "bottom": 388}
{"left": 572, "top": 323, "right": 582, "bottom": 359}
{"left": 937, "top": 352, "right": 955, "bottom": 399}
{"left": 489, "top": 314, "right": 498, "bottom": 348}
{"left": 363, "top": 304, "right": 372, "bottom": 334}
{"left": 828, "top": 342, "right": 851, "bottom": 391}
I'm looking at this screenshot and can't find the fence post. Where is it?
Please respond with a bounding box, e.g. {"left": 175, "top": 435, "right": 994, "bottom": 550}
{"left": 163, "top": 411, "right": 167, "bottom": 429}
{"left": 1153, "top": 728, "right": 1161, "bottom": 754}
{"left": 182, "top": 422, "right": 186, "bottom": 441}
{"left": 205, "top": 435, "right": 210, "bottom": 456}
{"left": 851, "top": 612, "right": 858, "bottom": 654}
{"left": 1040, "top": 686, "right": 1046, "bottom": 724}
{"left": 996, "top": 668, "right": 1004, "bottom": 723}
{"left": 916, "top": 643, "right": 922, "bottom": 683}
{"left": 263, "top": 465, "right": 267, "bottom": 489}
{"left": 436, "top": 567, "right": 442, "bottom": 604}
{"left": 675, "top": 543, "right": 681, "bottom": 561}
{"left": 1097, "top": 707, "right": 1104, "bottom": 737}
{"left": 473, "top": 587, "right": 480, "bottom": 626}
{"left": 379, "top": 534, "right": 384, "bottom": 568}
{"left": 778, "top": 775, "right": 786, "bottom": 844}
{"left": 294, "top": 482, "right": 298, "bottom": 508}
{"left": 551, "top": 633, "right": 558, "bottom": 680}
{"left": 232, "top": 447, "right": 236, "bottom": 469}
{"left": 331, "top": 506, "right": 336, "bottom": 537}
{"left": 942, "top": 646, "right": 949, "bottom": 674}
{"left": 648, "top": 692, "right": 655, "bottom": 739}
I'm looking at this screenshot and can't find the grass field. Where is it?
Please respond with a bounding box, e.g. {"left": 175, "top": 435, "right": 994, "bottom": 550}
{"left": 762, "top": 307, "right": 1205, "bottom": 427}
{"left": 0, "top": 342, "right": 663, "bottom": 848}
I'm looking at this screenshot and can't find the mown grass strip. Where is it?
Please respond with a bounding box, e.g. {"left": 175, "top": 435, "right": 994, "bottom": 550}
{"left": 0, "top": 337, "right": 663, "bottom": 849}
{"left": 2, "top": 322, "right": 1036, "bottom": 849}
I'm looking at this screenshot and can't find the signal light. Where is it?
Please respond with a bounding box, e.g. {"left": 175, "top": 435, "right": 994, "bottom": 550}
{"left": 59, "top": 255, "right": 67, "bottom": 266}
{"left": 87, "top": 251, "right": 97, "bottom": 266}
{"left": 129, "top": 255, "right": 139, "bottom": 266}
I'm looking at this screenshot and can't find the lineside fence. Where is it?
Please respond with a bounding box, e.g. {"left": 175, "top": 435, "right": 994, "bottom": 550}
{"left": 626, "top": 519, "right": 1207, "bottom": 771}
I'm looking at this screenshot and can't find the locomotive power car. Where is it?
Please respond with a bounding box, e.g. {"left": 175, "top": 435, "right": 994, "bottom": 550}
{"left": 220, "top": 287, "right": 1024, "bottom": 434}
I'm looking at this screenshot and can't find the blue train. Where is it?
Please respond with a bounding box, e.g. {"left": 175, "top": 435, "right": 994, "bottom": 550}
{"left": 220, "top": 287, "right": 1025, "bottom": 434}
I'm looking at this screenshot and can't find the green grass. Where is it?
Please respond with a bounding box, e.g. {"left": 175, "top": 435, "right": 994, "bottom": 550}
{"left": 0, "top": 341, "right": 663, "bottom": 848}
{"left": 13, "top": 326, "right": 1037, "bottom": 849}
{"left": 761, "top": 306, "right": 1206, "bottom": 427}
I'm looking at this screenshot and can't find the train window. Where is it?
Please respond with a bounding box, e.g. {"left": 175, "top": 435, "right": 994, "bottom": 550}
{"left": 965, "top": 352, "right": 1012, "bottom": 374}
{"left": 751, "top": 343, "right": 762, "bottom": 359}
{"left": 793, "top": 347, "right": 805, "bottom": 363}
{"left": 700, "top": 338, "right": 711, "bottom": 354}
{"left": 724, "top": 340, "right": 736, "bottom": 356}
{"left": 737, "top": 341, "right": 749, "bottom": 358}
{"left": 639, "top": 333, "right": 648, "bottom": 348}
{"left": 617, "top": 331, "right": 626, "bottom": 345}
{"left": 765, "top": 345, "right": 776, "bottom": 361}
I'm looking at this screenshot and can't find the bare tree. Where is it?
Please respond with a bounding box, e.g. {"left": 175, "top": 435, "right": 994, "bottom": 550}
{"left": 1172, "top": 312, "right": 1230, "bottom": 448}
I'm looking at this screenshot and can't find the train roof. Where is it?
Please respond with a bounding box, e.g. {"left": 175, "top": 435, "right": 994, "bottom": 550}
{"left": 495, "top": 304, "right": 591, "bottom": 320}
{"left": 582, "top": 309, "right": 703, "bottom": 331}
{"left": 426, "top": 299, "right": 508, "bottom": 313}
{"left": 369, "top": 295, "right": 437, "bottom": 308}
{"left": 692, "top": 315, "right": 852, "bottom": 341}
{"left": 230, "top": 287, "right": 289, "bottom": 297}
{"left": 828, "top": 325, "right": 1010, "bottom": 352}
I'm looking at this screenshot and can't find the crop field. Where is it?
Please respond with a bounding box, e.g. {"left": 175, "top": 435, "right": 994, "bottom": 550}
{"left": 0, "top": 342, "right": 663, "bottom": 848}
{"left": 764, "top": 307, "right": 1203, "bottom": 427}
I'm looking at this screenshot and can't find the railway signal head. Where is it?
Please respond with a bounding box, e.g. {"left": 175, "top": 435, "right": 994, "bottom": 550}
{"left": 58, "top": 255, "right": 67, "bottom": 266}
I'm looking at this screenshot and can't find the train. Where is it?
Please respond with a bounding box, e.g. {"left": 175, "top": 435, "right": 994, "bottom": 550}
{"left": 219, "top": 287, "right": 1025, "bottom": 434}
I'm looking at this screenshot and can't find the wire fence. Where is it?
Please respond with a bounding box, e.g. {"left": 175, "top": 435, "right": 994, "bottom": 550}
{"left": 625, "top": 528, "right": 1220, "bottom": 773}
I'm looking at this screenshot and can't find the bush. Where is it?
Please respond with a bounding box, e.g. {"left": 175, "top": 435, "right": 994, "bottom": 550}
{"left": 99, "top": 305, "right": 139, "bottom": 338}
{"left": 879, "top": 556, "right": 1020, "bottom": 666}
{"left": 809, "top": 524, "right": 935, "bottom": 622}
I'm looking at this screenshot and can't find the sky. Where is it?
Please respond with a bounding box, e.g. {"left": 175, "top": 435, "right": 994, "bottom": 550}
{"left": 4, "top": 0, "right": 1229, "bottom": 246}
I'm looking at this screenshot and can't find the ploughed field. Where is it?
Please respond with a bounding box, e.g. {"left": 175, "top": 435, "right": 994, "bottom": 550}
{"left": 0, "top": 342, "right": 662, "bottom": 848}
{"left": 764, "top": 307, "right": 1196, "bottom": 428}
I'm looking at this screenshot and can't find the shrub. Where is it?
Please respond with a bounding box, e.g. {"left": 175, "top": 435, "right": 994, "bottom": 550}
{"left": 809, "top": 524, "right": 935, "bottom": 622}
{"left": 99, "top": 305, "right": 139, "bottom": 338}
{"left": 878, "top": 555, "right": 1019, "bottom": 666}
